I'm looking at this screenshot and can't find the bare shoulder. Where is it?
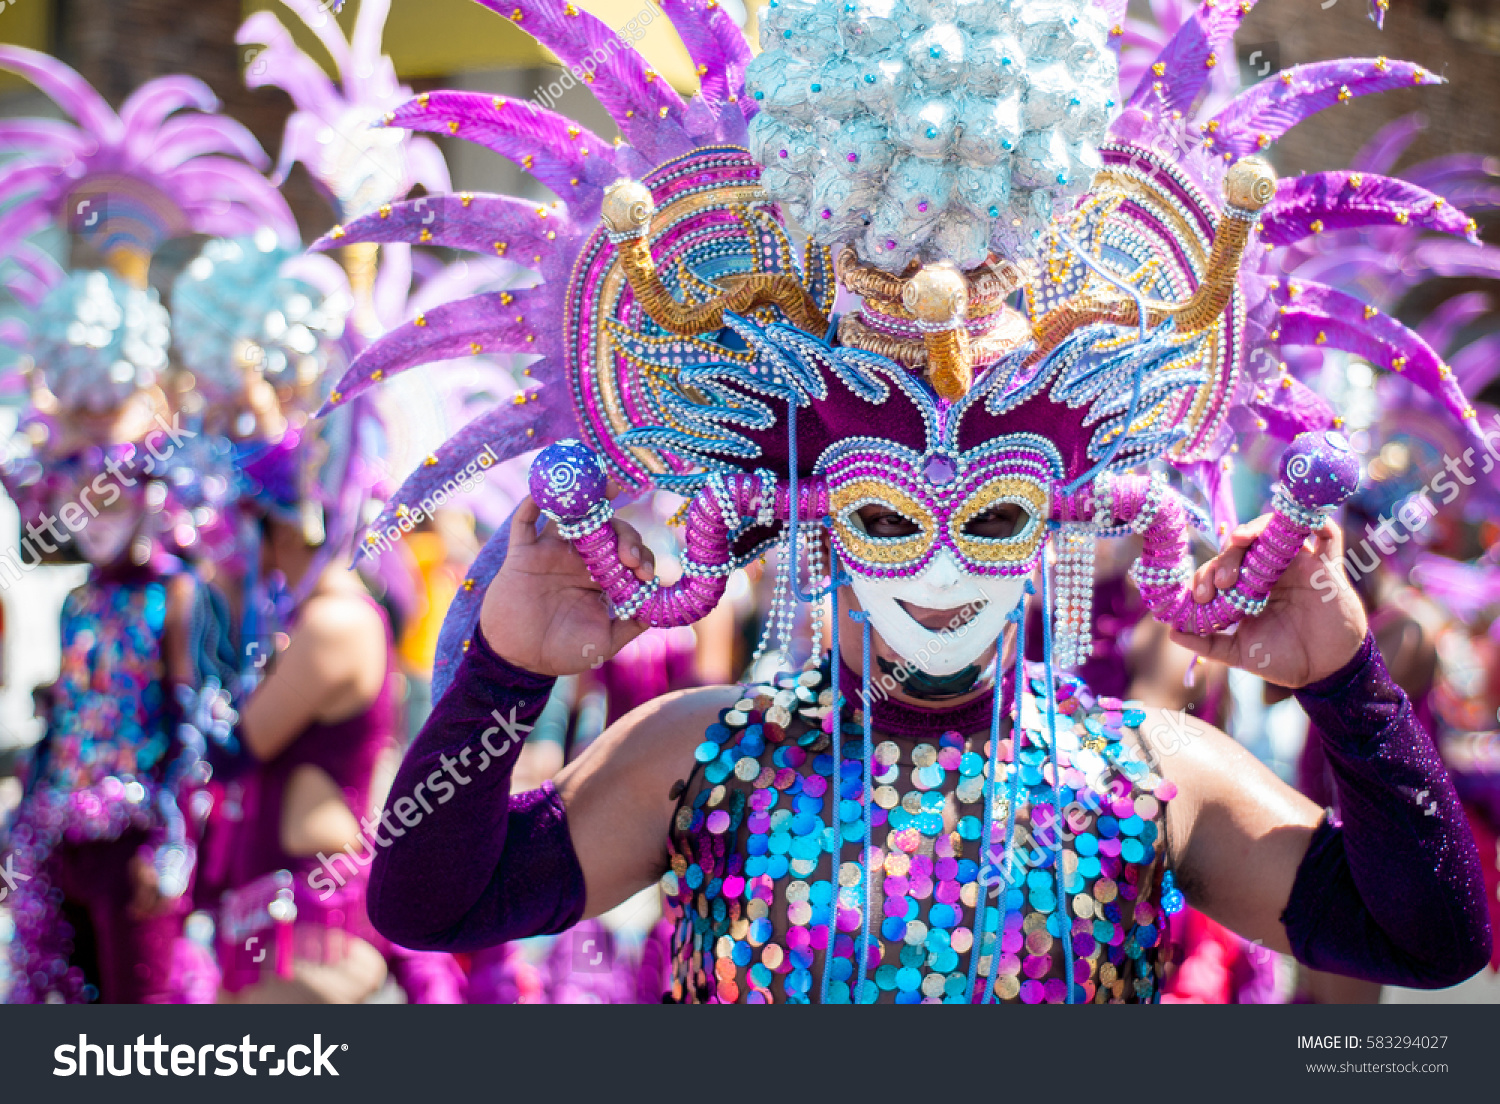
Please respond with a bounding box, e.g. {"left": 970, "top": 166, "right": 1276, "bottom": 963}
{"left": 1127, "top": 704, "right": 1320, "bottom": 895}
{"left": 1130, "top": 705, "right": 1304, "bottom": 812}
{"left": 298, "top": 590, "right": 385, "bottom": 643}
{"left": 558, "top": 683, "right": 743, "bottom": 801}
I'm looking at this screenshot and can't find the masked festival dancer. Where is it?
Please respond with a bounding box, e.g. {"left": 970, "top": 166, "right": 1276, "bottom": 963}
{"left": 307, "top": 0, "right": 1492, "bottom": 1002}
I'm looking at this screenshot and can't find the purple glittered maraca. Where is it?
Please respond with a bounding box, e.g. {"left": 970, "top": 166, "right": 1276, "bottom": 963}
{"left": 1279, "top": 430, "right": 1362, "bottom": 510}
{"left": 529, "top": 439, "right": 609, "bottom": 523}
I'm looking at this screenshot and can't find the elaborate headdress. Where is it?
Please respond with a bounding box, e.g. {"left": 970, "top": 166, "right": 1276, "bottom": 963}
{"left": 308, "top": 0, "right": 1489, "bottom": 699}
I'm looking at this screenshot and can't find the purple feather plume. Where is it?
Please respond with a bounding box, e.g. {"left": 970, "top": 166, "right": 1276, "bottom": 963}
{"left": 1351, "top": 113, "right": 1426, "bottom": 175}
{"left": 1272, "top": 280, "right": 1483, "bottom": 449}
{"left": 321, "top": 288, "right": 558, "bottom": 410}
{"left": 1261, "top": 172, "right": 1479, "bottom": 246}
{"left": 469, "top": 0, "right": 693, "bottom": 163}
{"left": 361, "top": 399, "right": 567, "bottom": 545}
{"left": 382, "top": 92, "right": 617, "bottom": 206}
{"left": 313, "top": 193, "right": 579, "bottom": 283}
{"left": 1125, "top": 0, "right": 1249, "bottom": 115}
{"left": 655, "top": 0, "right": 753, "bottom": 135}
{"left": 1206, "top": 59, "right": 1442, "bottom": 160}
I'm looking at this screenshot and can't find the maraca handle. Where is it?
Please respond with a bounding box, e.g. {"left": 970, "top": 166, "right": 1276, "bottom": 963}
{"left": 1120, "top": 430, "right": 1361, "bottom": 636}
{"left": 528, "top": 441, "right": 825, "bottom": 628}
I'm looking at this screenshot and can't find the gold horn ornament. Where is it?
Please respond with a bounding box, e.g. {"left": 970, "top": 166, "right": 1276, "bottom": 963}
{"left": 1027, "top": 156, "right": 1278, "bottom": 357}
{"left": 902, "top": 262, "right": 973, "bottom": 401}
{"left": 600, "top": 178, "right": 828, "bottom": 337}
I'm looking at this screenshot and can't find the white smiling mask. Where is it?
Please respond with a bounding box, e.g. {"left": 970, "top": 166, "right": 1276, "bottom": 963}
{"left": 849, "top": 548, "right": 1032, "bottom": 676}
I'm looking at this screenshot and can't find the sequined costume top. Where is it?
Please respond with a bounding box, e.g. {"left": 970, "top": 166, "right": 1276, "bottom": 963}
{"left": 661, "top": 661, "right": 1176, "bottom": 1004}
{"left": 28, "top": 577, "right": 174, "bottom": 842}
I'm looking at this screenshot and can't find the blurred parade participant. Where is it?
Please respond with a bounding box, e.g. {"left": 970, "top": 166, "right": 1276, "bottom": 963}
{"left": 0, "top": 47, "right": 292, "bottom": 1003}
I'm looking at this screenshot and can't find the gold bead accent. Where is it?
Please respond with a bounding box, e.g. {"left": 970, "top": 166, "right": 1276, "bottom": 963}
{"left": 510, "top": 7, "right": 523, "bottom": 21}
{"left": 379, "top": 204, "right": 392, "bottom": 219}
{"left": 418, "top": 92, "right": 430, "bottom": 108}
{"left": 1350, "top": 173, "right": 1363, "bottom": 187}
{"left": 1392, "top": 356, "right": 1407, "bottom": 371}
{"left": 1111, "top": 23, "right": 1123, "bottom": 35}
{"left": 1394, "top": 210, "right": 1409, "bottom": 224}
{"left": 659, "top": 106, "right": 670, "bottom": 118}
{"left": 330, "top": 225, "right": 346, "bottom": 239}
{"left": 526, "top": 427, "right": 536, "bottom": 437}
{"left": 448, "top": 120, "right": 460, "bottom": 134}
{"left": 1152, "top": 62, "right": 1166, "bottom": 77}
{"left": 1332, "top": 416, "right": 1345, "bottom": 429}
{"left": 1256, "top": 133, "right": 1270, "bottom": 149}
{"left": 1364, "top": 305, "right": 1378, "bottom": 319}
{"left": 1205, "top": 52, "right": 1217, "bottom": 68}
{"left": 424, "top": 455, "right": 438, "bottom": 467}
{"left": 463, "top": 579, "right": 476, "bottom": 591}
{"left": 513, "top": 393, "right": 528, "bottom": 406}
{"left": 471, "top": 342, "right": 483, "bottom": 354}
{"left": 567, "top": 125, "right": 581, "bottom": 139}
{"left": 494, "top": 241, "right": 508, "bottom": 255}
{"left": 372, "top": 369, "right": 385, "bottom": 380}
{"left": 462, "top": 193, "right": 473, "bottom": 207}
{"left": 1281, "top": 376, "right": 1293, "bottom": 390}
{"left": 1315, "top": 332, "right": 1326, "bottom": 344}
{"left": 1280, "top": 71, "right": 1293, "bottom": 85}
{"left": 601, "top": 179, "right": 656, "bottom": 235}
{"left": 420, "top": 228, "right": 433, "bottom": 242}
{"left": 501, "top": 292, "right": 514, "bottom": 305}
{"left": 565, "top": 2, "right": 577, "bottom": 12}
{"left": 493, "top": 96, "right": 507, "bottom": 109}
{"left": 329, "top": 389, "right": 342, "bottom": 404}
{"left": 645, "top": 70, "right": 657, "bottom": 82}
{"left": 1309, "top": 219, "right": 1324, "bottom": 234}
{"left": 1205, "top": 119, "right": 1220, "bottom": 133}
{"left": 697, "top": 63, "right": 707, "bottom": 75}
{"left": 1224, "top": 156, "right": 1277, "bottom": 210}
{"left": 415, "top": 314, "right": 427, "bottom": 326}
{"left": 1375, "top": 57, "right": 1389, "bottom": 71}
{"left": 1337, "top": 85, "right": 1352, "bottom": 103}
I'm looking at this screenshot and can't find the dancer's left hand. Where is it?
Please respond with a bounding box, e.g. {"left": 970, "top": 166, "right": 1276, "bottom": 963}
{"left": 1168, "top": 514, "right": 1367, "bottom": 688}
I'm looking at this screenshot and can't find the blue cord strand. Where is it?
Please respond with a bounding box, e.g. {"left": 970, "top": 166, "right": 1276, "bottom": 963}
{"left": 983, "top": 582, "right": 1032, "bottom": 1004}
{"left": 850, "top": 608, "right": 876, "bottom": 1002}
{"left": 818, "top": 543, "right": 843, "bottom": 1005}
{"left": 964, "top": 592, "right": 1024, "bottom": 1002}
{"left": 1040, "top": 548, "right": 1075, "bottom": 1003}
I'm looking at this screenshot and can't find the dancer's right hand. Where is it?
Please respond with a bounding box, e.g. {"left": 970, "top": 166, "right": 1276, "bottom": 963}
{"left": 479, "top": 494, "right": 654, "bottom": 677}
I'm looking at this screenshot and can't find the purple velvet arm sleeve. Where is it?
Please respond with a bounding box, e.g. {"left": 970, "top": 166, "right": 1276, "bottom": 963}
{"left": 367, "top": 629, "right": 586, "bottom": 952}
{"left": 1282, "top": 632, "right": 1492, "bottom": 987}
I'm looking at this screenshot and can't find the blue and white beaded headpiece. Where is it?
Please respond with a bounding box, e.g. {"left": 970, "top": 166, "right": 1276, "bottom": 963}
{"left": 747, "top": 0, "right": 1116, "bottom": 271}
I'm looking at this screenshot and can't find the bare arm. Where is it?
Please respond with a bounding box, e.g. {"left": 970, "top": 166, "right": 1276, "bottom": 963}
{"left": 238, "top": 591, "right": 386, "bottom": 761}
{"left": 555, "top": 684, "right": 741, "bottom": 918}
{"left": 1144, "top": 707, "right": 1323, "bottom": 954}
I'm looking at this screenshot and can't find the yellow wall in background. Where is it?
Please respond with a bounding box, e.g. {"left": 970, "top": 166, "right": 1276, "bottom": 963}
{"left": 0, "top": 0, "right": 53, "bottom": 90}
{"left": 242, "top": 0, "right": 703, "bottom": 90}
